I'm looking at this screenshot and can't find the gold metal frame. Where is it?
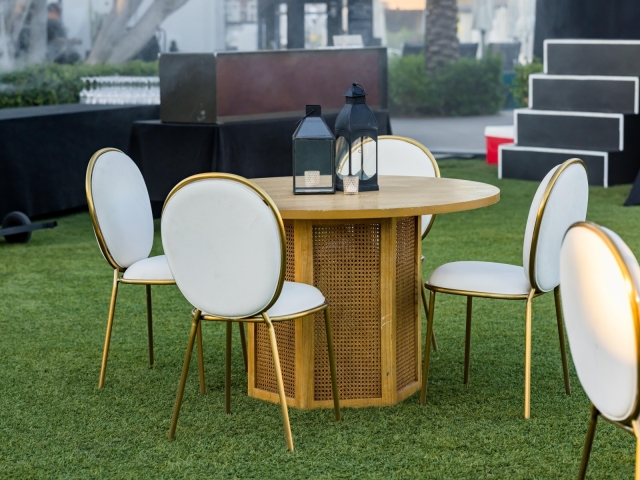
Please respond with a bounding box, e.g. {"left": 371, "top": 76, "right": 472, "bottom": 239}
{"left": 571, "top": 222, "right": 640, "bottom": 479}
{"left": 164, "top": 173, "right": 341, "bottom": 452}
{"left": 421, "top": 158, "right": 586, "bottom": 418}
{"left": 527, "top": 158, "right": 586, "bottom": 290}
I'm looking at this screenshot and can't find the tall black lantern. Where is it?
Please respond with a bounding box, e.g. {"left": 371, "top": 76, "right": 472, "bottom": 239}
{"left": 335, "top": 83, "right": 379, "bottom": 192}
{"left": 292, "top": 105, "right": 336, "bottom": 194}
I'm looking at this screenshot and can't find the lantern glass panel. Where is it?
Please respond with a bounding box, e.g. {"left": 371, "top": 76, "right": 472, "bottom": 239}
{"left": 294, "top": 139, "right": 334, "bottom": 190}
{"left": 353, "top": 136, "right": 377, "bottom": 180}
{"left": 336, "top": 136, "right": 377, "bottom": 180}
{"left": 335, "top": 136, "right": 350, "bottom": 179}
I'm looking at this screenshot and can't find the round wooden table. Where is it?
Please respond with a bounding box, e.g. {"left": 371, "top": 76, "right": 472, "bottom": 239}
{"left": 247, "top": 175, "right": 500, "bottom": 409}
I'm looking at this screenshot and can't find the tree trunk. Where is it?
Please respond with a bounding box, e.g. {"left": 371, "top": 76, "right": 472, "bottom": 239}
{"left": 424, "top": 0, "right": 459, "bottom": 72}
{"left": 27, "top": 0, "right": 47, "bottom": 65}
{"left": 87, "top": 0, "right": 191, "bottom": 64}
{"left": 86, "top": 0, "right": 146, "bottom": 64}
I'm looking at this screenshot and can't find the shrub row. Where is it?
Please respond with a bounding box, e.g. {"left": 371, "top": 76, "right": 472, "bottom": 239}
{"left": 510, "top": 58, "right": 543, "bottom": 108}
{"left": 388, "top": 54, "right": 504, "bottom": 116}
{"left": 0, "top": 61, "right": 158, "bottom": 109}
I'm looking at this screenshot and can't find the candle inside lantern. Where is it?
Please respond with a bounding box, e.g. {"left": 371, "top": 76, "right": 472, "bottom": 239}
{"left": 343, "top": 175, "right": 359, "bottom": 195}
{"left": 304, "top": 170, "right": 320, "bottom": 188}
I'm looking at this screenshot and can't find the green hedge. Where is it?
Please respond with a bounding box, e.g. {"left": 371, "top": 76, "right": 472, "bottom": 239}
{"left": 510, "top": 59, "right": 543, "bottom": 108}
{"left": 389, "top": 54, "right": 504, "bottom": 116}
{"left": 0, "top": 61, "right": 158, "bottom": 109}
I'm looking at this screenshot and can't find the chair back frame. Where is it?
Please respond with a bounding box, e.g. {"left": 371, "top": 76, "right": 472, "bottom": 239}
{"left": 163, "top": 173, "right": 288, "bottom": 317}
{"left": 527, "top": 158, "right": 587, "bottom": 292}
{"left": 566, "top": 221, "right": 640, "bottom": 426}
{"left": 86, "top": 147, "right": 129, "bottom": 271}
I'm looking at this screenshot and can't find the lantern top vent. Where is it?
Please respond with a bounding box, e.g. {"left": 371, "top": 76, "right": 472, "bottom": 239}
{"left": 293, "top": 105, "right": 334, "bottom": 139}
{"left": 344, "top": 82, "right": 367, "bottom": 98}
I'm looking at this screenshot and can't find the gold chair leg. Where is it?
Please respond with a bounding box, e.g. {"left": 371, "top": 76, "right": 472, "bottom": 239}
{"left": 421, "top": 282, "right": 438, "bottom": 353}
{"left": 420, "top": 290, "right": 436, "bottom": 405}
{"left": 263, "top": 313, "right": 294, "bottom": 451}
{"left": 554, "top": 286, "right": 571, "bottom": 395}
{"left": 239, "top": 322, "right": 248, "bottom": 373}
{"left": 464, "top": 296, "right": 472, "bottom": 385}
{"left": 196, "top": 319, "right": 206, "bottom": 395}
{"left": 168, "top": 313, "right": 200, "bottom": 440}
{"left": 99, "top": 269, "right": 120, "bottom": 389}
{"left": 323, "top": 308, "right": 341, "bottom": 421}
{"left": 524, "top": 289, "right": 535, "bottom": 419}
{"left": 633, "top": 419, "right": 640, "bottom": 480}
{"left": 146, "top": 284, "right": 154, "bottom": 367}
{"left": 225, "top": 321, "right": 232, "bottom": 414}
{"left": 578, "top": 404, "right": 599, "bottom": 480}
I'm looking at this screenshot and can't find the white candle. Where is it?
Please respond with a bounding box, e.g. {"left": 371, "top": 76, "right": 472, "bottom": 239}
{"left": 344, "top": 175, "right": 359, "bottom": 195}
{"left": 304, "top": 170, "right": 320, "bottom": 188}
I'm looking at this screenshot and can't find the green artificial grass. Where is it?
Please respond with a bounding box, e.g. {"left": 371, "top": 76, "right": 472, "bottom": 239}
{"left": 1, "top": 160, "right": 639, "bottom": 478}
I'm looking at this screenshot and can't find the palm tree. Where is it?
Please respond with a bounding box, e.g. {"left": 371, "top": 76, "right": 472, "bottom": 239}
{"left": 424, "top": 0, "right": 459, "bottom": 72}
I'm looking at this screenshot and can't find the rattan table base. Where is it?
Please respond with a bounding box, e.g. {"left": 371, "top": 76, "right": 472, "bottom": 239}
{"left": 248, "top": 216, "right": 421, "bottom": 408}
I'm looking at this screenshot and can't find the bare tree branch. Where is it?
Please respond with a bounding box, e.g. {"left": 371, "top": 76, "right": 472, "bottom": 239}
{"left": 106, "top": 0, "right": 190, "bottom": 63}
{"left": 86, "top": 0, "right": 146, "bottom": 64}
{"left": 87, "top": 0, "right": 191, "bottom": 65}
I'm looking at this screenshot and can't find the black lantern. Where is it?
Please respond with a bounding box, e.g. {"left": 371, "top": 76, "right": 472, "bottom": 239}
{"left": 335, "top": 83, "right": 378, "bottom": 193}
{"left": 292, "top": 105, "right": 336, "bottom": 194}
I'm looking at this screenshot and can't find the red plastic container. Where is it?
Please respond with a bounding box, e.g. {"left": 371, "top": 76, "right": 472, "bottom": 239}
{"left": 484, "top": 126, "right": 514, "bottom": 164}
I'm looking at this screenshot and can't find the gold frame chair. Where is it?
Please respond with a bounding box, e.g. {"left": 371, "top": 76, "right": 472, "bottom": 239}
{"left": 338, "top": 135, "right": 441, "bottom": 351}
{"left": 87, "top": 150, "right": 250, "bottom": 388}
{"left": 421, "top": 159, "right": 586, "bottom": 418}
{"left": 163, "top": 173, "right": 341, "bottom": 452}
{"left": 564, "top": 222, "right": 640, "bottom": 480}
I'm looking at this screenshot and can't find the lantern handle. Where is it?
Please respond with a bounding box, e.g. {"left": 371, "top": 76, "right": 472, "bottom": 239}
{"left": 352, "top": 82, "right": 366, "bottom": 94}
{"left": 294, "top": 107, "right": 317, "bottom": 127}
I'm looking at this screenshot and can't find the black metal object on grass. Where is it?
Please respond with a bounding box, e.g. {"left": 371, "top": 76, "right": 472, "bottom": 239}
{"left": 1, "top": 211, "right": 57, "bottom": 244}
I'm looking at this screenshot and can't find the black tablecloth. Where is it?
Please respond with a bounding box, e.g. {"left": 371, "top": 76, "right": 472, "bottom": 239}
{"left": 128, "top": 111, "right": 391, "bottom": 215}
{"left": 0, "top": 104, "right": 159, "bottom": 219}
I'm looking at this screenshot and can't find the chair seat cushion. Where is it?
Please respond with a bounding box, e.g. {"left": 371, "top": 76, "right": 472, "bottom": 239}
{"left": 123, "top": 255, "right": 174, "bottom": 281}
{"left": 261, "top": 281, "right": 325, "bottom": 318}
{"left": 202, "top": 281, "right": 325, "bottom": 319}
{"left": 427, "top": 261, "right": 531, "bottom": 296}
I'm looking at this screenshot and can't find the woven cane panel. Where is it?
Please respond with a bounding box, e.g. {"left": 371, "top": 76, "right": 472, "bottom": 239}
{"left": 396, "top": 217, "right": 418, "bottom": 391}
{"left": 285, "top": 223, "right": 295, "bottom": 282}
{"left": 254, "top": 223, "right": 296, "bottom": 398}
{"left": 313, "top": 223, "right": 382, "bottom": 400}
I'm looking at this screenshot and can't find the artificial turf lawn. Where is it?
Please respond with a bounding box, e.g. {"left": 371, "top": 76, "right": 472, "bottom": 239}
{"left": 1, "top": 160, "right": 639, "bottom": 479}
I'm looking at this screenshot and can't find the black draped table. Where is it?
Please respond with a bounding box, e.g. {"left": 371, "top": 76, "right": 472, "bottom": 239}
{"left": 0, "top": 104, "right": 159, "bottom": 219}
{"left": 128, "top": 111, "right": 391, "bottom": 216}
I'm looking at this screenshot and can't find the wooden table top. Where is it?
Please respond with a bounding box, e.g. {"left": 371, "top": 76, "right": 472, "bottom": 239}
{"left": 252, "top": 175, "right": 500, "bottom": 220}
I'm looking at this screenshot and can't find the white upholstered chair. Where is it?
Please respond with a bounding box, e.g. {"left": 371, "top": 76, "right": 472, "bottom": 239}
{"left": 162, "top": 173, "right": 341, "bottom": 452}
{"left": 561, "top": 222, "right": 640, "bottom": 479}
{"left": 342, "top": 135, "right": 441, "bottom": 349}
{"left": 87, "top": 149, "right": 249, "bottom": 388}
{"left": 86, "top": 148, "right": 177, "bottom": 388}
{"left": 422, "top": 158, "right": 588, "bottom": 418}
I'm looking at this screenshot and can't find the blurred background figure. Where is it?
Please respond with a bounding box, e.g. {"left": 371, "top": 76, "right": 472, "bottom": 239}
{"left": 47, "top": 2, "right": 80, "bottom": 63}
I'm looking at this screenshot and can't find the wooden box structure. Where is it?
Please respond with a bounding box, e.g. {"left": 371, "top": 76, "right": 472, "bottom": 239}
{"left": 159, "top": 48, "right": 388, "bottom": 124}
{"left": 248, "top": 216, "right": 422, "bottom": 408}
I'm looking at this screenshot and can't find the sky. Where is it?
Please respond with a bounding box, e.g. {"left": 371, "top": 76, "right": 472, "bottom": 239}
{"left": 383, "top": 0, "right": 474, "bottom": 11}
{"left": 382, "top": 0, "right": 426, "bottom": 10}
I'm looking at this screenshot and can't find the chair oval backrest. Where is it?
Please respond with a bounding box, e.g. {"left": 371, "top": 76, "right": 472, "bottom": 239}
{"left": 522, "top": 159, "right": 588, "bottom": 292}
{"left": 86, "top": 148, "right": 154, "bottom": 270}
{"left": 161, "top": 174, "right": 286, "bottom": 319}
{"left": 560, "top": 222, "right": 640, "bottom": 422}
{"left": 378, "top": 136, "right": 440, "bottom": 238}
